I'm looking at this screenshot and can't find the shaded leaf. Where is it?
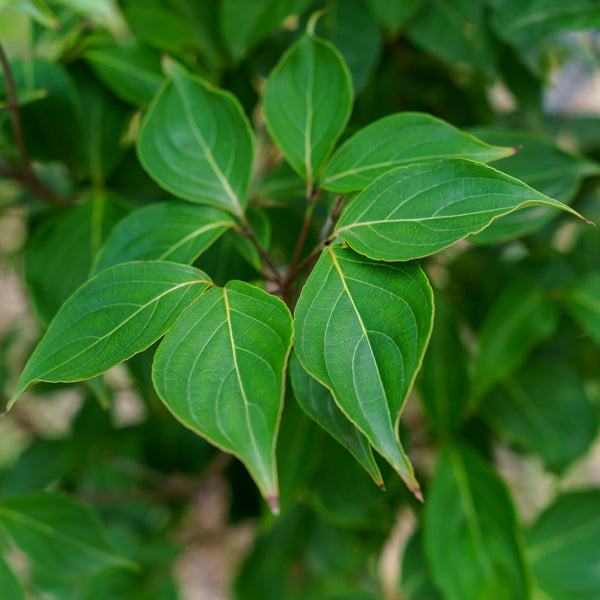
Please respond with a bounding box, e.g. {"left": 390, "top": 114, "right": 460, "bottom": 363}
{"left": 288, "top": 352, "right": 383, "bottom": 487}
{"left": 561, "top": 273, "right": 600, "bottom": 346}
{"left": 401, "top": 529, "right": 442, "bottom": 600}
{"left": 138, "top": 59, "right": 254, "bottom": 216}
{"left": 263, "top": 33, "right": 353, "bottom": 187}
{"left": 254, "top": 160, "right": 306, "bottom": 201}
{"left": 293, "top": 245, "right": 433, "bottom": 497}
{"left": 153, "top": 281, "right": 293, "bottom": 512}
{"left": 473, "top": 280, "right": 559, "bottom": 399}
{"left": 321, "top": 113, "right": 516, "bottom": 193}
{"left": 0, "top": 492, "right": 135, "bottom": 579}
{"left": 0, "top": 554, "right": 24, "bottom": 600}
{"left": 84, "top": 43, "right": 164, "bottom": 107}
{"left": 418, "top": 293, "right": 469, "bottom": 435}
{"left": 526, "top": 490, "right": 600, "bottom": 600}
{"left": 93, "top": 202, "right": 234, "bottom": 274}
{"left": 221, "top": 0, "right": 311, "bottom": 60}
{"left": 366, "top": 0, "right": 422, "bottom": 35}
{"left": 424, "top": 443, "right": 530, "bottom": 600}
{"left": 9, "top": 261, "right": 212, "bottom": 407}
{"left": 334, "top": 158, "right": 585, "bottom": 262}
{"left": 468, "top": 128, "right": 600, "bottom": 243}
{"left": 482, "top": 359, "right": 597, "bottom": 473}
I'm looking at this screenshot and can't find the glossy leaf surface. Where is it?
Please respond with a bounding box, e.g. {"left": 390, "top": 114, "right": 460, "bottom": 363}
{"left": 0, "top": 555, "right": 24, "bottom": 600}
{"left": 9, "top": 262, "right": 212, "bottom": 407}
{"left": 294, "top": 245, "right": 433, "bottom": 496}
{"left": 288, "top": 352, "right": 383, "bottom": 487}
{"left": 93, "top": 203, "right": 234, "bottom": 274}
{"left": 263, "top": 33, "right": 353, "bottom": 186}
{"left": 424, "top": 443, "right": 530, "bottom": 600}
{"left": 153, "top": 281, "right": 293, "bottom": 512}
{"left": 526, "top": 490, "right": 600, "bottom": 600}
{"left": 473, "top": 281, "right": 559, "bottom": 399}
{"left": 0, "top": 492, "right": 135, "bottom": 579}
{"left": 561, "top": 273, "right": 600, "bottom": 346}
{"left": 482, "top": 359, "right": 597, "bottom": 473}
{"left": 138, "top": 60, "right": 254, "bottom": 216}
{"left": 321, "top": 113, "right": 514, "bottom": 193}
{"left": 334, "top": 158, "right": 584, "bottom": 262}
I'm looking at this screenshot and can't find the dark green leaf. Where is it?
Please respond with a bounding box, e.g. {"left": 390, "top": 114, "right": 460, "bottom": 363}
{"left": 0, "top": 554, "right": 24, "bottom": 600}
{"left": 153, "top": 281, "right": 293, "bottom": 512}
{"left": 473, "top": 281, "right": 559, "bottom": 399}
{"left": 0, "top": 492, "right": 135, "bottom": 579}
{"left": 418, "top": 293, "right": 469, "bottom": 435}
{"left": 321, "top": 113, "right": 516, "bottom": 193}
{"left": 254, "top": 160, "right": 306, "bottom": 201}
{"left": 138, "top": 59, "right": 254, "bottom": 216}
{"left": 9, "top": 261, "right": 212, "bottom": 407}
{"left": 424, "top": 443, "right": 530, "bottom": 600}
{"left": 221, "top": 0, "right": 311, "bottom": 60}
{"left": 288, "top": 352, "right": 384, "bottom": 487}
{"left": 468, "top": 128, "right": 600, "bottom": 243}
{"left": 334, "top": 159, "right": 585, "bottom": 262}
{"left": 93, "top": 202, "right": 234, "bottom": 274}
{"left": 561, "top": 273, "right": 600, "bottom": 346}
{"left": 293, "top": 245, "right": 433, "bottom": 497}
{"left": 263, "top": 33, "right": 353, "bottom": 187}
{"left": 526, "top": 490, "right": 600, "bottom": 600}
{"left": 84, "top": 43, "right": 164, "bottom": 107}
{"left": 482, "top": 359, "right": 597, "bottom": 473}
{"left": 230, "top": 207, "right": 271, "bottom": 272}
{"left": 366, "top": 0, "right": 422, "bottom": 35}
{"left": 401, "top": 530, "right": 442, "bottom": 600}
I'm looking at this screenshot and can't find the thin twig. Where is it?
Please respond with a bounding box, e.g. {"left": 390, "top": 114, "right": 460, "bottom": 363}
{"left": 235, "top": 220, "right": 284, "bottom": 284}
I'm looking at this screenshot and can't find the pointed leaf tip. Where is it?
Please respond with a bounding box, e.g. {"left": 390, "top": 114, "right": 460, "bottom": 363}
{"left": 411, "top": 486, "right": 424, "bottom": 503}
{"left": 267, "top": 496, "right": 280, "bottom": 515}
{"left": 378, "top": 482, "right": 386, "bottom": 491}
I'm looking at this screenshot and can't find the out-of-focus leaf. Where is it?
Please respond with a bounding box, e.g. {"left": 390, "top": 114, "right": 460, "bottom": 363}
{"left": 468, "top": 128, "right": 600, "bottom": 243}
{"left": 9, "top": 261, "right": 212, "bottom": 407}
{"left": 254, "top": 160, "right": 306, "bottom": 201}
{"left": 230, "top": 207, "right": 271, "bottom": 271}
{"left": 526, "top": 490, "right": 600, "bottom": 600}
{"left": 289, "top": 352, "right": 383, "bottom": 487}
{"left": 0, "top": 492, "right": 136, "bottom": 579}
{"left": 84, "top": 43, "right": 164, "bottom": 107}
{"left": 561, "top": 273, "right": 600, "bottom": 346}
{"left": 138, "top": 59, "right": 254, "bottom": 216}
{"left": 418, "top": 293, "right": 469, "bottom": 435}
{"left": 25, "top": 192, "right": 128, "bottom": 323}
{"left": 482, "top": 359, "right": 597, "bottom": 473}
{"left": 316, "top": 0, "right": 382, "bottom": 94}
{"left": 424, "top": 443, "right": 530, "bottom": 600}
{"left": 472, "top": 280, "right": 559, "bottom": 399}
{"left": 366, "top": 0, "right": 422, "bottom": 35}
{"left": 321, "top": 113, "right": 514, "bottom": 193}
{"left": 294, "top": 245, "right": 433, "bottom": 497}
{"left": 153, "top": 281, "right": 293, "bottom": 512}
{"left": 401, "top": 529, "right": 442, "bottom": 600}
{"left": 93, "top": 202, "right": 234, "bottom": 274}
{"left": 54, "top": 0, "right": 127, "bottom": 37}
{"left": 0, "top": 554, "right": 24, "bottom": 600}
{"left": 7, "top": 0, "right": 59, "bottom": 29}
{"left": 263, "top": 33, "right": 353, "bottom": 187}
{"left": 334, "top": 159, "right": 585, "bottom": 262}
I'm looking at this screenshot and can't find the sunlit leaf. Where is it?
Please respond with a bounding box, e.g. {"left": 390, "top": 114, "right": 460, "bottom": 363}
{"left": 153, "top": 281, "right": 293, "bottom": 512}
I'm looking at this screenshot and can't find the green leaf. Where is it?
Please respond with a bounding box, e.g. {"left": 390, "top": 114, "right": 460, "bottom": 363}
{"left": 25, "top": 192, "right": 129, "bottom": 323}
{"left": 138, "top": 59, "right": 255, "bottom": 216}
{"left": 366, "top": 0, "right": 422, "bottom": 35}
{"left": 7, "top": 0, "right": 60, "bottom": 29}
{"left": 9, "top": 261, "right": 212, "bottom": 408}
{"left": 424, "top": 443, "right": 530, "bottom": 600}
{"left": 152, "top": 281, "right": 293, "bottom": 513}
{"left": 293, "top": 245, "right": 433, "bottom": 497}
{"left": 263, "top": 33, "right": 353, "bottom": 187}
{"left": 408, "top": 0, "right": 497, "bottom": 75}
{"left": 418, "top": 293, "right": 469, "bottom": 435}
{"left": 315, "top": 0, "right": 383, "bottom": 94}
{"left": 230, "top": 207, "right": 272, "bottom": 272}
{"left": 288, "top": 352, "right": 384, "bottom": 487}
{"left": 468, "top": 128, "right": 600, "bottom": 243}
{"left": 321, "top": 113, "right": 515, "bottom": 193}
{"left": 0, "top": 492, "right": 136, "bottom": 579}
{"left": 561, "top": 273, "right": 600, "bottom": 346}
{"left": 221, "top": 0, "right": 312, "bottom": 60}
{"left": 401, "top": 530, "right": 442, "bottom": 600}
{"left": 473, "top": 280, "right": 559, "bottom": 399}
{"left": 482, "top": 359, "right": 597, "bottom": 473}
{"left": 334, "top": 158, "right": 586, "bottom": 262}
{"left": 0, "top": 554, "right": 24, "bottom": 600}
{"left": 93, "top": 203, "right": 234, "bottom": 274}
{"left": 54, "top": 0, "right": 127, "bottom": 37}
{"left": 526, "top": 490, "right": 600, "bottom": 600}
{"left": 84, "top": 43, "right": 164, "bottom": 107}
{"left": 254, "top": 160, "right": 306, "bottom": 201}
